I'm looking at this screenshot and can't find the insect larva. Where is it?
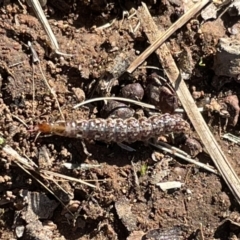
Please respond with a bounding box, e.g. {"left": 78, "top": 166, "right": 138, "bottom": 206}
{"left": 37, "top": 113, "right": 190, "bottom": 143}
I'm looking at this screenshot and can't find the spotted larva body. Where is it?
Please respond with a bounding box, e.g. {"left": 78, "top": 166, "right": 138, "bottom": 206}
{"left": 37, "top": 113, "right": 190, "bottom": 143}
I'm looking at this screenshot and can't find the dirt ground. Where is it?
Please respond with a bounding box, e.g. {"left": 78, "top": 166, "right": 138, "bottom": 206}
{"left": 1, "top": 0, "right": 240, "bottom": 239}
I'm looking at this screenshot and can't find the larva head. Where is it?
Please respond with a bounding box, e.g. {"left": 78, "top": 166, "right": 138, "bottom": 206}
{"left": 37, "top": 123, "right": 52, "bottom": 133}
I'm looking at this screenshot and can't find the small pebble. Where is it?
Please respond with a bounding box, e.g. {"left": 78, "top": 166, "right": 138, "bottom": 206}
{"left": 186, "top": 189, "right": 192, "bottom": 194}
{"left": 121, "top": 83, "right": 144, "bottom": 101}
{"left": 72, "top": 87, "right": 86, "bottom": 102}
{"left": 100, "top": 100, "right": 134, "bottom": 119}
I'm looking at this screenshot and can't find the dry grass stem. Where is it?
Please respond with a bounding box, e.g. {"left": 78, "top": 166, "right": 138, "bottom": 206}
{"left": 222, "top": 133, "right": 240, "bottom": 144}
{"left": 1, "top": 141, "right": 95, "bottom": 217}
{"left": 127, "top": 0, "right": 211, "bottom": 73}
{"left": 1, "top": 143, "right": 74, "bottom": 216}
{"left": 96, "top": 19, "right": 116, "bottom": 30}
{"left": 26, "top": 0, "right": 72, "bottom": 56}
{"left": 11, "top": 114, "right": 29, "bottom": 128}
{"left": 38, "top": 63, "right": 65, "bottom": 120}
{"left": 3, "top": 144, "right": 36, "bottom": 170}
{"left": 157, "top": 141, "right": 191, "bottom": 157}
{"left": 41, "top": 170, "right": 97, "bottom": 188}
{"left": 174, "top": 107, "right": 205, "bottom": 113}
{"left": 14, "top": 160, "right": 74, "bottom": 216}
{"left": 28, "top": 41, "right": 65, "bottom": 120}
{"left": 150, "top": 142, "right": 217, "bottom": 174}
{"left": 73, "top": 96, "right": 156, "bottom": 109}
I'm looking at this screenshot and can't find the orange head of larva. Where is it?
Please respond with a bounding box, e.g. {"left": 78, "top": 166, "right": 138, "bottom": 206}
{"left": 37, "top": 123, "right": 52, "bottom": 133}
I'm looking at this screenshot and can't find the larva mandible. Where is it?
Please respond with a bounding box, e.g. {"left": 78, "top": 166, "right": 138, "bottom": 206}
{"left": 37, "top": 113, "right": 190, "bottom": 143}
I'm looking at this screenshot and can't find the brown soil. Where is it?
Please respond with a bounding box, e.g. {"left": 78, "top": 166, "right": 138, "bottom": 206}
{"left": 1, "top": 1, "right": 240, "bottom": 240}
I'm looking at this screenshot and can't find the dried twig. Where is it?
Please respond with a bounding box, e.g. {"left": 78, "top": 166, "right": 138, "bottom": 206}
{"left": 150, "top": 142, "right": 217, "bottom": 174}
{"left": 96, "top": 19, "right": 116, "bottom": 30}
{"left": 14, "top": 160, "right": 74, "bottom": 216}
{"left": 222, "top": 133, "right": 240, "bottom": 144}
{"left": 127, "top": 0, "right": 211, "bottom": 73}
{"left": 0, "top": 136, "right": 95, "bottom": 218}
{"left": 73, "top": 96, "right": 156, "bottom": 109}
{"left": 38, "top": 63, "right": 65, "bottom": 120}
{"left": 28, "top": 41, "right": 65, "bottom": 120}
{"left": 63, "top": 163, "right": 102, "bottom": 170}
{"left": 41, "top": 170, "right": 97, "bottom": 188}
{"left": 26, "top": 0, "right": 72, "bottom": 56}
{"left": 1, "top": 142, "right": 74, "bottom": 216}
{"left": 131, "top": 160, "right": 140, "bottom": 186}
{"left": 3, "top": 144, "right": 36, "bottom": 169}
{"left": 11, "top": 114, "right": 29, "bottom": 128}
{"left": 138, "top": 2, "right": 240, "bottom": 204}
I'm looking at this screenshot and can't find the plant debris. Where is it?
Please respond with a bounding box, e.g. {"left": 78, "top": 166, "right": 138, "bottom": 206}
{"left": 1, "top": 0, "right": 240, "bottom": 239}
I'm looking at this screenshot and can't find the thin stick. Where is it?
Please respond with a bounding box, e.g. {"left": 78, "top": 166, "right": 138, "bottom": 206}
{"left": 157, "top": 141, "right": 190, "bottom": 157}
{"left": 96, "top": 19, "right": 116, "bottom": 30}
{"left": 15, "top": 161, "right": 75, "bottom": 217}
{"left": 38, "top": 63, "right": 65, "bottom": 120}
{"left": 14, "top": 160, "right": 74, "bottom": 216}
{"left": 26, "top": 0, "right": 72, "bottom": 56}
{"left": 0, "top": 141, "right": 73, "bottom": 216}
{"left": 17, "top": 147, "right": 39, "bottom": 168}
{"left": 11, "top": 114, "right": 29, "bottom": 128}
{"left": 127, "top": 0, "right": 211, "bottom": 73}
{"left": 28, "top": 41, "right": 65, "bottom": 120}
{"left": 42, "top": 170, "right": 97, "bottom": 188}
{"left": 150, "top": 142, "right": 217, "bottom": 174}
{"left": 1, "top": 141, "right": 90, "bottom": 216}
{"left": 3, "top": 144, "right": 36, "bottom": 170}
{"left": 73, "top": 96, "right": 156, "bottom": 109}
{"left": 32, "top": 65, "right": 35, "bottom": 114}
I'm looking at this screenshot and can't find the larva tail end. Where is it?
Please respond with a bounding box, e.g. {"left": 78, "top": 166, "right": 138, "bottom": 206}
{"left": 37, "top": 123, "right": 52, "bottom": 133}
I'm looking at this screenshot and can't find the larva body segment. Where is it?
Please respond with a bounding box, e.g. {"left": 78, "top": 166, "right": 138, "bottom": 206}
{"left": 37, "top": 113, "right": 190, "bottom": 143}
